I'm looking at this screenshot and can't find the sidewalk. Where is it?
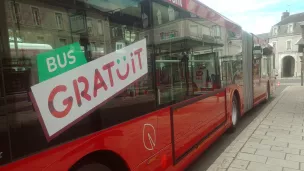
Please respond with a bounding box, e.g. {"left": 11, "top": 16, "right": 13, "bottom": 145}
{"left": 207, "top": 86, "right": 304, "bottom": 171}
{"left": 277, "top": 77, "right": 301, "bottom": 80}
{"left": 278, "top": 83, "right": 301, "bottom": 86}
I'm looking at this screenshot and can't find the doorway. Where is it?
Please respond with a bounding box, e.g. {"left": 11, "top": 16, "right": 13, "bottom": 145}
{"left": 282, "top": 56, "right": 295, "bottom": 77}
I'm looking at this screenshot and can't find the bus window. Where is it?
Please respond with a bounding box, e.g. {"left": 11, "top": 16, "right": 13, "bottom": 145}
{"left": 218, "top": 28, "right": 243, "bottom": 87}
{"left": 232, "top": 59, "right": 243, "bottom": 84}
{"left": 192, "top": 53, "right": 218, "bottom": 92}
{"left": 253, "top": 57, "right": 261, "bottom": 79}
{"left": 220, "top": 60, "right": 232, "bottom": 85}
{"left": 3, "top": 0, "right": 156, "bottom": 162}
{"left": 261, "top": 56, "right": 270, "bottom": 77}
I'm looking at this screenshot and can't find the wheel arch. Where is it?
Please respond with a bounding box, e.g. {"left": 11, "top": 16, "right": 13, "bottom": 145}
{"left": 69, "top": 150, "right": 130, "bottom": 171}
{"left": 227, "top": 88, "right": 241, "bottom": 132}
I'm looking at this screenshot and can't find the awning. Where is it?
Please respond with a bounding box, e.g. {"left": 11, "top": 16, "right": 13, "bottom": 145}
{"left": 296, "top": 38, "right": 304, "bottom": 45}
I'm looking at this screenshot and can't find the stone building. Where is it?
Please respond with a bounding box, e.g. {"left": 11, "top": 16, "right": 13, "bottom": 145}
{"left": 269, "top": 11, "right": 304, "bottom": 78}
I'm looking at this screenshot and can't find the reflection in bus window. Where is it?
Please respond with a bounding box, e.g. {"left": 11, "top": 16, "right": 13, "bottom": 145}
{"left": 218, "top": 28, "right": 243, "bottom": 87}
{"left": 153, "top": 2, "right": 181, "bottom": 26}
{"left": 152, "top": 0, "right": 222, "bottom": 105}
{"left": 254, "top": 57, "right": 261, "bottom": 79}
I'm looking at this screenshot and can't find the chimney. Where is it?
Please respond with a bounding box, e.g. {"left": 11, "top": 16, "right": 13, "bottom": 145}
{"left": 281, "top": 11, "right": 290, "bottom": 21}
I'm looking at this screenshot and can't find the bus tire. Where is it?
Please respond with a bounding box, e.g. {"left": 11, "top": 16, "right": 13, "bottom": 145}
{"left": 75, "top": 162, "right": 112, "bottom": 171}
{"left": 227, "top": 95, "right": 239, "bottom": 133}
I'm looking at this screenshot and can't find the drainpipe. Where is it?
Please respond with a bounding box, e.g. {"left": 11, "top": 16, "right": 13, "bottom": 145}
{"left": 302, "top": 51, "right": 304, "bottom": 86}
{"left": 300, "top": 24, "right": 304, "bottom": 86}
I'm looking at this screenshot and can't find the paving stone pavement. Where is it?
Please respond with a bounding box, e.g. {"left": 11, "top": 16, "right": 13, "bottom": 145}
{"left": 207, "top": 86, "right": 304, "bottom": 171}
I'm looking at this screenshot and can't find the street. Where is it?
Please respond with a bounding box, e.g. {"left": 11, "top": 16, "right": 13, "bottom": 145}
{"left": 187, "top": 85, "right": 288, "bottom": 171}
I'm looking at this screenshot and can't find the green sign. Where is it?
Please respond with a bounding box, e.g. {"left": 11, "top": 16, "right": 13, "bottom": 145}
{"left": 37, "top": 42, "right": 87, "bottom": 82}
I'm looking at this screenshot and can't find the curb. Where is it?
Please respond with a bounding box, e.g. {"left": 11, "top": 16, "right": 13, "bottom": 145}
{"left": 207, "top": 86, "right": 290, "bottom": 171}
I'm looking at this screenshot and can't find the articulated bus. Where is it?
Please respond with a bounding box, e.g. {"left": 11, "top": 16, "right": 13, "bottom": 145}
{"left": 0, "top": 0, "right": 275, "bottom": 171}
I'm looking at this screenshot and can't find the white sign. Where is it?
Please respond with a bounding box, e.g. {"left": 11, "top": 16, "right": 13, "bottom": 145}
{"left": 31, "top": 39, "right": 148, "bottom": 140}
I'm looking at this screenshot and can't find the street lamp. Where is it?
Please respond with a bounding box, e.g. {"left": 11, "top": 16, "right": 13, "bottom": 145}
{"left": 297, "top": 24, "right": 304, "bottom": 86}
{"left": 301, "top": 56, "right": 304, "bottom": 86}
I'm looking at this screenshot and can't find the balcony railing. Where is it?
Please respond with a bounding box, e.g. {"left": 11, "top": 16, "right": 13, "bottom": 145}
{"left": 139, "top": 18, "right": 224, "bottom": 46}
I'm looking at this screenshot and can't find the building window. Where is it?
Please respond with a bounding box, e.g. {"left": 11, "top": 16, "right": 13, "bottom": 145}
{"left": 59, "top": 38, "right": 67, "bottom": 46}
{"left": 272, "top": 42, "right": 277, "bottom": 52}
{"left": 212, "top": 25, "right": 221, "bottom": 38}
{"left": 90, "top": 42, "right": 96, "bottom": 51}
{"left": 286, "top": 40, "right": 292, "bottom": 50}
{"left": 142, "top": 13, "right": 149, "bottom": 28}
{"left": 10, "top": 1, "right": 21, "bottom": 23}
{"left": 87, "top": 18, "right": 93, "bottom": 34}
{"left": 32, "top": 7, "right": 41, "bottom": 26}
{"left": 157, "top": 9, "right": 162, "bottom": 25}
{"left": 288, "top": 24, "right": 293, "bottom": 33}
{"left": 152, "top": 2, "right": 181, "bottom": 26}
{"left": 116, "top": 42, "right": 125, "bottom": 51}
{"left": 37, "top": 36, "right": 44, "bottom": 43}
{"left": 112, "top": 27, "right": 116, "bottom": 37}
{"left": 55, "top": 13, "right": 63, "bottom": 30}
{"left": 168, "top": 5, "right": 175, "bottom": 21}
{"left": 273, "top": 54, "right": 275, "bottom": 69}
{"left": 273, "top": 27, "right": 278, "bottom": 36}
{"left": 97, "top": 20, "right": 103, "bottom": 35}
{"left": 190, "top": 25, "right": 198, "bottom": 35}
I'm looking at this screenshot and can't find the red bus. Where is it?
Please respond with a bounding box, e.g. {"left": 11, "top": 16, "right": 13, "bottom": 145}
{"left": 0, "top": 0, "right": 275, "bottom": 171}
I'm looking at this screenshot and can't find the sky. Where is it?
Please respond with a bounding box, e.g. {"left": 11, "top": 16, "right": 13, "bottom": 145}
{"left": 199, "top": 0, "right": 304, "bottom": 34}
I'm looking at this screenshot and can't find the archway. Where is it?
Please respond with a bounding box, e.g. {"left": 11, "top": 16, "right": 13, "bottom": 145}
{"left": 282, "top": 56, "right": 295, "bottom": 77}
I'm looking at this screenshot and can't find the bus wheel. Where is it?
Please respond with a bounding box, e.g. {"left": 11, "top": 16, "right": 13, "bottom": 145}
{"left": 228, "top": 95, "right": 239, "bottom": 133}
{"left": 75, "top": 162, "right": 112, "bottom": 171}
